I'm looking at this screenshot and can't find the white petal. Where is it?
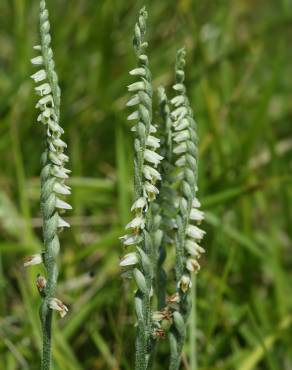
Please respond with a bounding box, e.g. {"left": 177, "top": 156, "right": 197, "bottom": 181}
{"left": 131, "top": 197, "right": 147, "bottom": 211}
{"left": 120, "top": 252, "right": 139, "bottom": 267}
{"left": 174, "top": 118, "right": 189, "bottom": 131}
{"left": 129, "top": 68, "right": 146, "bottom": 76}
{"left": 178, "top": 274, "right": 192, "bottom": 293}
{"left": 173, "top": 143, "right": 187, "bottom": 154}
{"left": 52, "top": 166, "right": 69, "bottom": 179}
{"left": 172, "top": 106, "right": 188, "bottom": 120}
{"left": 171, "top": 95, "right": 185, "bottom": 106}
{"left": 173, "top": 83, "right": 185, "bottom": 91}
{"left": 56, "top": 198, "right": 72, "bottom": 210}
{"left": 49, "top": 298, "right": 68, "bottom": 318}
{"left": 144, "top": 182, "right": 159, "bottom": 195}
{"left": 58, "top": 217, "right": 70, "bottom": 228}
{"left": 173, "top": 130, "right": 190, "bottom": 143}
{"left": 187, "top": 225, "right": 206, "bottom": 240}
{"left": 119, "top": 234, "right": 139, "bottom": 246}
{"left": 31, "top": 69, "right": 47, "bottom": 82}
{"left": 36, "top": 94, "right": 54, "bottom": 109}
{"left": 53, "top": 182, "right": 71, "bottom": 195}
{"left": 143, "top": 165, "right": 161, "bottom": 181}
{"left": 31, "top": 56, "right": 44, "bottom": 65}
{"left": 24, "top": 254, "right": 42, "bottom": 267}
{"left": 127, "top": 95, "right": 140, "bottom": 107}
{"left": 189, "top": 208, "right": 204, "bottom": 222}
{"left": 35, "top": 83, "right": 51, "bottom": 96}
{"left": 125, "top": 216, "right": 145, "bottom": 230}
{"left": 146, "top": 135, "right": 160, "bottom": 148}
{"left": 59, "top": 153, "right": 69, "bottom": 162}
{"left": 186, "top": 258, "right": 200, "bottom": 273}
{"left": 185, "top": 239, "right": 205, "bottom": 257}
{"left": 128, "top": 111, "right": 139, "bottom": 120}
{"left": 192, "top": 198, "right": 201, "bottom": 208}
{"left": 144, "top": 149, "right": 163, "bottom": 166}
{"left": 175, "top": 156, "right": 186, "bottom": 167}
{"left": 128, "top": 81, "right": 145, "bottom": 92}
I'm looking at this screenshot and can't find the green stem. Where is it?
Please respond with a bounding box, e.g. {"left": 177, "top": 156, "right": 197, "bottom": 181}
{"left": 190, "top": 276, "right": 197, "bottom": 370}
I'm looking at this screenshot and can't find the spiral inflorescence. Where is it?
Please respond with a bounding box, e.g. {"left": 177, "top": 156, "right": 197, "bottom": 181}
{"left": 25, "top": 1, "right": 71, "bottom": 369}
{"left": 168, "top": 48, "right": 205, "bottom": 370}
{"left": 119, "top": 7, "right": 163, "bottom": 370}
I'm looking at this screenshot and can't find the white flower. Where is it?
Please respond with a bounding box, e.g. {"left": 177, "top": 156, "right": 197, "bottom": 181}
{"left": 144, "top": 149, "right": 163, "bottom": 166}
{"left": 31, "top": 56, "right": 44, "bottom": 65}
{"left": 128, "top": 81, "right": 145, "bottom": 92}
{"left": 171, "top": 106, "right": 188, "bottom": 120}
{"left": 53, "top": 138, "right": 67, "bottom": 148}
{"left": 144, "top": 182, "right": 159, "bottom": 195}
{"left": 187, "top": 225, "right": 206, "bottom": 240}
{"left": 53, "top": 182, "right": 71, "bottom": 195}
{"left": 171, "top": 95, "right": 185, "bottom": 107}
{"left": 146, "top": 136, "right": 160, "bottom": 148}
{"left": 56, "top": 198, "right": 72, "bottom": 210}
{"left": 58, "top": 217, "right": 70, "bottom": 228}
{"left": 36, "top": 94, "right": 54, "bottom": 109}
{"left": 173, "top": 143, "right": 187, "bottom": 154}
{"left": 143, "top": 165, "right": 161, "bottom": 181}
{"left": 173, "top": 83, "right": 185, "bottom": 91}
{"left": 173, "top": 130, "right": 190, "bottom": 143}
{"left": 127, "top": 111, "right": 139, "bottom": 121}
{"left": 174, "top": 118, "right": 189, "bottom": 131}
{"left": 131, "top": 197, "right": 147, "bottom": 212}
{"left": 58, "top": 153, "right": 69, "bottom": 162}
{"left": 127, "top": 95, "right": 140, "bottom": 107}
{"left": 192, "top": 198, "right": 201, "bottom": 208}
{"left": 120, "top": 252, "right": 139, "bottom": 267}
{"left": 186, "top": 258, "right": 200, "bottom": 273}
{"left": 24, "top": 254, "right": 42, "bottom": 267}
{"left": 189, "top": 208, "right": 204, "bottom": 222}
{"left": 31, "top": 69, "right": 47, "bottom": 83}
{"left": 185, "top": 239, "right": 205, "bottom": 257}
{"left": 129, "top": 68, "right": 146, "bottom": 76}
{"left": 125, "top": 216, "right": 145, "bottom": 230}
{"left": 178, "top": 275, "right": 192, "bottom": 293}
{"left": 51, "top": 166, "right": 70, "bottom": 179}
{"left": 175, "top": 156, "right": 186, "bottom": 167}
{"left": 149, "top": 125, "right": 157, "bottom": 133}
{"left": 35, "top": 83, "right": 51, "bottom": 96}
{"left": 119, "top": 234, "right": 140, "bottom": 246}
{"left": 49, "top": 298, "right": 69, "bottom": 318}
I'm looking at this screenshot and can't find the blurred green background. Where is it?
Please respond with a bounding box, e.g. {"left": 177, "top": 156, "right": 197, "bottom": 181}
{"left": 0, "top": 0, "right": 292, "bottom": 369}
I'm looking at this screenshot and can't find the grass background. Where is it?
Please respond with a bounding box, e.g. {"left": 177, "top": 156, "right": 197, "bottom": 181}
{"left": 0, "top": 0, "right": 292, "bottom": 369}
